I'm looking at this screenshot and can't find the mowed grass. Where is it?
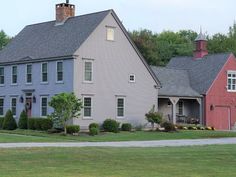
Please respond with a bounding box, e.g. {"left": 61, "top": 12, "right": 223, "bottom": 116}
{"left": 1, "top": 129, "right": 236, "bottom": 143}
{"left": 0, "top": 145, "right": 236, "bottom": 177}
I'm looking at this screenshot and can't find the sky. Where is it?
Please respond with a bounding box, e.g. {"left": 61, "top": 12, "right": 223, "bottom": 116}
{"left": 0, "top": 0, "right": 235, "bottom": 37}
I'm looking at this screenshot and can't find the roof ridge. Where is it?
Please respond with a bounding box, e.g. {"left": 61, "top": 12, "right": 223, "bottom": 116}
{"left": 26, "top": 9, "right": 112, "bottom": 28}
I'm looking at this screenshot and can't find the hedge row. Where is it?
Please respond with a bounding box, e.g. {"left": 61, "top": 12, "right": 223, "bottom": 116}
{"left": 28, "top": 118, "right": 53, "bottom": 131}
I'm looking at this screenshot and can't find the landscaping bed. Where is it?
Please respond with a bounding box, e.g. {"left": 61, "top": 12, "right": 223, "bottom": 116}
{"left": 0, "top": 129, "right": 236, "bottom": 143}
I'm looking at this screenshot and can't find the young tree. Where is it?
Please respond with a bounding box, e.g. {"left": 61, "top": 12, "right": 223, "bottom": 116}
{"left": 18, "top": 110, "right": 28, "bottom": 129}
{"left": 2, "top": 110, "right": 17, "bottom": 130}
{"left": 145, "top": 105, "right": 163, "bottom": 130}
{"left": 48, "top": 93, "right": 82, "bottom": 134}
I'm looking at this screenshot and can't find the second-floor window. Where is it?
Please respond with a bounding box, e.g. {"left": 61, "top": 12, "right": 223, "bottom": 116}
{"left": 12, "top": 66, "right": 17, "bottom": 84}
{"left": 0, "top": 67, "right": 4, "bottom": 85}
{"left": 41, "top": 63, "right": 48, "bottom": 83}
{"left": 57, "top": 61, "right": 63, "bottom": 82}
{"left": 227, "top": 71, "right": 236, "bottom": 91}
{"left": 26, "top": 64, "right": 32, "bottom": 84}
{"left": 84, "top": 61, "right": 93, "bottom": 82}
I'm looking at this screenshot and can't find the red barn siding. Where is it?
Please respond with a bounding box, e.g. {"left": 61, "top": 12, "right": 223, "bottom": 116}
{"left": 206, "top": 54, "right": 236, "bottom": 130}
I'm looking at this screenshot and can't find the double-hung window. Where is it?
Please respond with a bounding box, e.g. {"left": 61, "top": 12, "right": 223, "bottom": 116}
{"left": 57, "top": 61, "right": 63, "bottom": 82}
{"left": 41, "top": 97, "right": 48, "bottom": 117}
{"left": 227, "top": 71, "right": 236, "bottom": 91}
{"left": 11, "top": 97, "right": 17, "bottom": 116}
{"left": 0, "top": 98, "right": 4, "bottom": 116}
{"left": 41, "top": 63, "right": 48, "bottom": 83}
{"left": 0, "top": 67, "right": 4, "bottom": 85}
{"left": 83, "top": 97, "right": 92, "bottom": 118}
{"left": 117, "top": 97, "right": 125, "bottom": 118}
{"left": 26, "top": 64, "right": 32, "bottom": 84}
{"left": 84, "top": 61, "right": 93, "bottom": 82}
{"left": 12, "top": 66, "right": 17, "bottom": 84}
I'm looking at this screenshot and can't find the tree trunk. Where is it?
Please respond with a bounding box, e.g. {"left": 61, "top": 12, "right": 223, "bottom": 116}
{"left": 64, "top": 124, "right": 67, "bottom": 135}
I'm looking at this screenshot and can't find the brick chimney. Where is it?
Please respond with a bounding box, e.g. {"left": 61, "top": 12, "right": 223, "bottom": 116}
{"left": 193, "top": 29, "right": 208, "bottom": 59}
{"left": 56, "top": 0, "right": 75, "bottom": 23}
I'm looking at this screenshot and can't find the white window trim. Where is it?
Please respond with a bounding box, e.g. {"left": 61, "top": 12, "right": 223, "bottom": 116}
{"left": 56, "top": 61, "right": 64, "bottom": 83}
{"left": 40, "top": 96, "right": 48, "bottom": 117}
{"left": 0, "top": 98, "right": 4, "bottom": 116}
{"left": 11, "top": 65, "right": 17, "bottom": 85}
{"left": 227, "top": 70, "right": 236, "bottom": 92}
{"left": 0, "top": 67, "right": 4, "bottom": 86}
{"left": 129, "top": 74, "right": 136, "bottom": 83}
{"left": 41, "top": 62, "right": 48, "bottom": 84}
{"left": 106, "top": 26, "right": 116, "bottom": 41}
{"left": 116, "top": 97, "right": 125, "bottom": 119}
{"left": 25, "top": 64, "right": 32, "bottom": 85}
{"left": 10, "top": 97, "right": 17, "bottom": 117}
{"left": 82, "top": 96, "right": 93, "bottom": 120}
{"left": 83, "top": 60, "right": 93, "bottom": 83}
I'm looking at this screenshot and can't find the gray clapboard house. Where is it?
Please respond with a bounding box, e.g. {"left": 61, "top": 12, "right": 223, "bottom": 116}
{"left": 0, "top": 1, "right": 160, "bottom": 128}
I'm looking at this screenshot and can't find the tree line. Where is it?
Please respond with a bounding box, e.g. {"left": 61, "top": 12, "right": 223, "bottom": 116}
{"left": 0, "top": 22, "right": 236, "bottom": 66}
{"left": 129, "top": 22, "right": 236, "bottom": 66}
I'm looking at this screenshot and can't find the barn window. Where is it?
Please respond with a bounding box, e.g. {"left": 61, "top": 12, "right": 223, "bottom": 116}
{"left": 227, "top": 71, "right": 236, "bottom": 91}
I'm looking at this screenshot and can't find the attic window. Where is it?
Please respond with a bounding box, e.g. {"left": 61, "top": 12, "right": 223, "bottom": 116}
{"left": 106, "top": 27, "right": 115, "bottom": 41}
{"left": 129, "top": 74, "right": 135, "bottom": 83}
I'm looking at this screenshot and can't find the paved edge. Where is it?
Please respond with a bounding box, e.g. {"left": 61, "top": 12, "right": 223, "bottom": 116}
{"left": 0, "top": 138, "right": 236, "bottom": 148}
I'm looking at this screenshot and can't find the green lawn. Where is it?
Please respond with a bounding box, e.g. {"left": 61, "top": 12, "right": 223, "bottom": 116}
{"left": 0, "top": 145, "right": 236, "bottom": 177}
{"left": 0, "top": 129, "right": 236, "bottom": 143}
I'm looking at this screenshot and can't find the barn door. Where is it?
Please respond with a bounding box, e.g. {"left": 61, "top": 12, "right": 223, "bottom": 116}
{"left": 213, "top": 106, "right": 230, "bottom": 130}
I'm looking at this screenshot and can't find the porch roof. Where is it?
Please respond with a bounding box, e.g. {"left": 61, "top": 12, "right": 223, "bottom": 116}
{"left": 151, "top": 66, "right": 201, "bottom": 98}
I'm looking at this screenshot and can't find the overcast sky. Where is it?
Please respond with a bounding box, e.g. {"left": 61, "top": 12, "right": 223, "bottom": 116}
{"left": 0, "top": 0, "right": 235, "bottom": 37}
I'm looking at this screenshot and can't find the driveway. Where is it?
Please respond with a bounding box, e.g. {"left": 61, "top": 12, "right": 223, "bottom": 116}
{"left": 0, "top": 138, "right": 236, "bottom": 148}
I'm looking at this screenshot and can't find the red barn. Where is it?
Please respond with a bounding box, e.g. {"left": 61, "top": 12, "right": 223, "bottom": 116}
{"left": 152, "top": 31, "right": 236, "bottom": 130}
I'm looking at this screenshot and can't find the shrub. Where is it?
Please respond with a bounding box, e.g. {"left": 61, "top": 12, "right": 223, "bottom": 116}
{"left": 176, "top": 125, "right": 183, "bottom": 129}
{"left": 205, "top": 127, "right": 212, "bottom": 130}
{"left": 161, "top": 121, "right": 176, "bottom": 132}
{"left": 0, "top": 117, "right": 4, "bottom": 129}
{"left": 34, "top": 118, "right": 43, "bottom": 130}
{"left": 28, "top": 118, "right": 53, "bottom": 131}
{"left": 103, "top": 119, "right": 120, "bottom": 133}
{"left": 41, "top": 119, "right": 53, "bottom": 131}
{"left": 89, "top": 123, "right": 99, "bottom": 130}
{"left": 28, "top": 118, "right": 36, "bottom": 130}
{"left": 66, "top": 125, "right": 80, "bottom": 134}
{"left": 121, "top": 123, "right": 132, "bottom": 131}
{"left": 89, "top": 127, "right": 99, "bottom": 136}
{"left": 18, "top": 110, "right": 28, "bottom": 129}
{"left": 89, "top": 123, "right": 99, "bottom": 136}
{"left": 2, "top": 110, "right": 17, "bottom": 130}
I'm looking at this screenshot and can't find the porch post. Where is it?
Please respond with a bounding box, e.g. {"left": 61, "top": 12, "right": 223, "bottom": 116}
{"left": 169, "top": 97, "right": 179, "bottom": 124}
{"left": 196, "top": 98, "right": 203, "bottom": 125}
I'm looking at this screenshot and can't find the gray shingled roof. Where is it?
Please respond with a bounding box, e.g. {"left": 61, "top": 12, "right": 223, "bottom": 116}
{"left": 167, "top": 53, "right": 231, "bottom": 94}
{"left": 0, "top": 10, "right": 111, "bottom": 63}
{"left": 151, "top": 66, "right": 201, "bottom": 97}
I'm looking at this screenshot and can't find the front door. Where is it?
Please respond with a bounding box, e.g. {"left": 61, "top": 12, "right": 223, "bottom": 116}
{"left": 25, "top": 97, "right": 32, "bottom": 118}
